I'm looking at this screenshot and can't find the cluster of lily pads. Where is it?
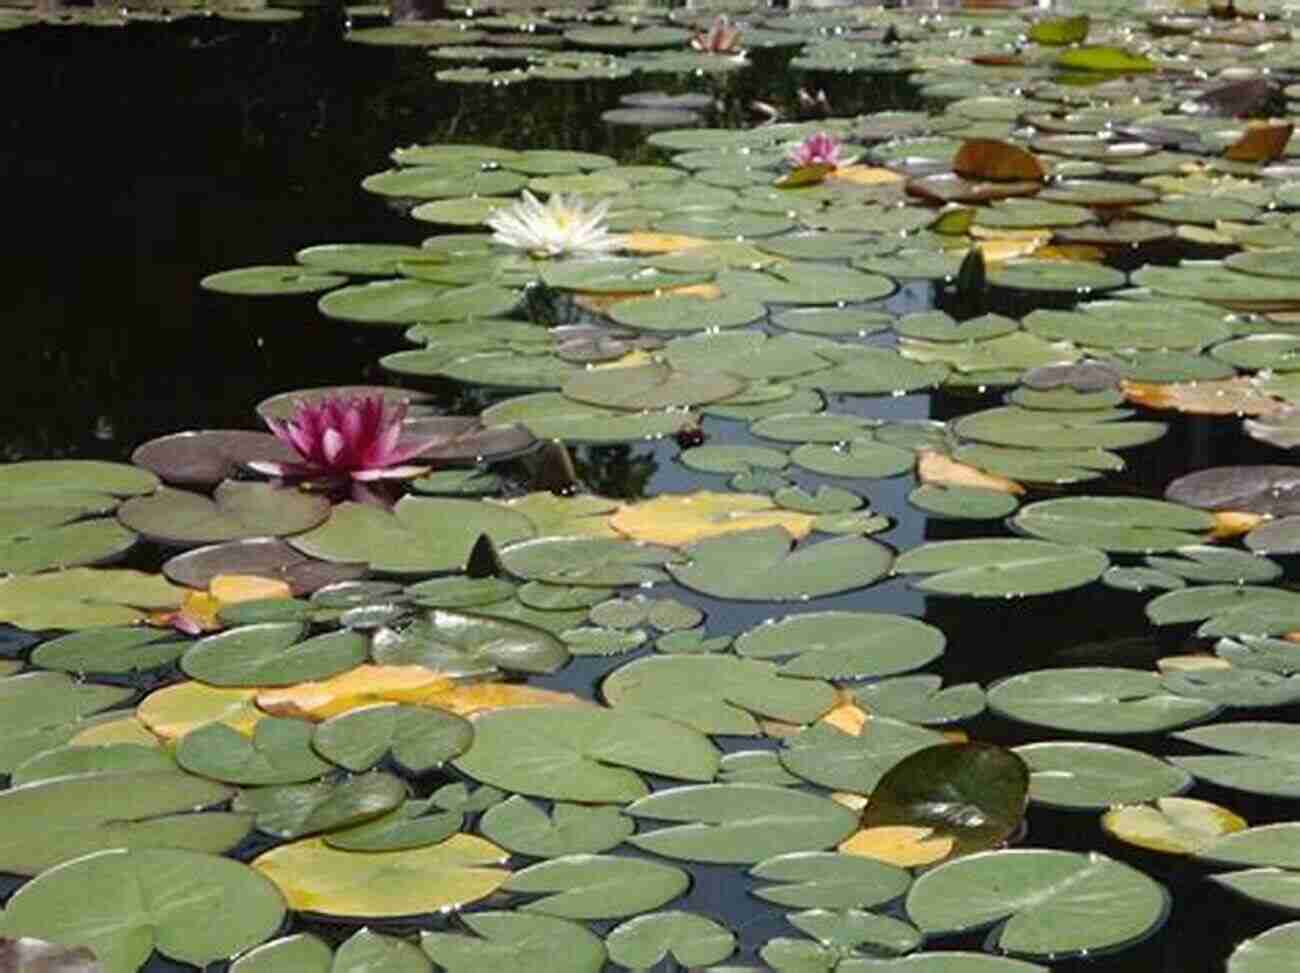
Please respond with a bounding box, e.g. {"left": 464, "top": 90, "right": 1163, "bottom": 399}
{"left": 0, "top": 0, "right": 305, "bottom": 29}
{"left": 18, "top": 1, "right": 1300, "bottom": 972}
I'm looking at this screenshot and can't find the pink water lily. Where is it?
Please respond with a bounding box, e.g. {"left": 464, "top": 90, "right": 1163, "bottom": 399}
{"left": 252, "top": 394, "right": 437, "bottom": 482}
{"left": 691, "top": 15, "right": 743, "bottom": 54}
{"left": 788, "top": 132, "right": 843, "bottom": 169}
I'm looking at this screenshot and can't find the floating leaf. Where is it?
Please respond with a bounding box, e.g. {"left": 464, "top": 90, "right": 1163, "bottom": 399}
{"left": 0, "top": 568, "right": 184, "bottom": 631}
{"left": 853, "top": 676, "right": 986, "bottom": 726}
{"left": 479, "top": 796, "right": 633, "bottom": 858}
{"left": 452, "top": 706, "right": 718, "bottom": 803}
{"left": 905, "top": 849, "right": 1167, "bottom": 960}
{"left": 372, "top": 609, "right": 569, "bottom": 678}
{"left": 610, "top": 492, "right": 814, "bottom": 547}
{"left": 0, "top": 848, "right": 286, "bottom": 973}
{"left": 420, "top": 912, "right": 605, "bottom": 973}
{"left": 669, "top": 528, "right": 893, "bottom": 602}
{"left": 177, "top": 718, "right": 332, "bottom": 786}
{"left": 734, "top": 611, "right": 944, "bottom": 680}
{"left": 603, "top": 655, "right": 836, "bottom": 735}
{"left": 839, "top": 825, "right": 957, "bottom": 868}
{"left": 953, "top": 139, "right": 1044, "bottom": 183}
{"left": 989, "top": 667, "right": 1216, "bottom": 734}
{"left": 606, "top": 911, "right": 735, "bottom": 970}
{"left": 232, "top": 772, "right": 407, "bottom": 839}
{"left": 781, "top": 721, "right": 947, "bottom": 794}
{"left": 1016, "top": 741, "right": 1192, "bottom": 810}
{"left": 750, "top": 851, "right": 911, "bottom": 910}
{"left": 503, "top": 854, "right": 688, "bottom": 919}
{"left": 312, "top": 703, "right": 473, "bottom": 773}
{"left": 625, "top": 784, "right": 858, "bottom": 864}
{"left": 1229, "top": 922, "right": 1300, "bottom": 973}
{"left": 1101, "top": 797, "right": 1246, "bottom": 855}
{"left": 253, "top": 834, "right": 508, "bottom": 918}
{"left": 1171, "top": 722, "right": 1300, "bottom": 798}
{"left": 894, "top": 540, "right": 1108, "bottom": 597}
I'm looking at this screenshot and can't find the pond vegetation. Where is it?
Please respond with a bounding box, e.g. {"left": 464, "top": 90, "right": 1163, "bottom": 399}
{"left": 7, "top": 0, "right": 1300, "bottom": 970}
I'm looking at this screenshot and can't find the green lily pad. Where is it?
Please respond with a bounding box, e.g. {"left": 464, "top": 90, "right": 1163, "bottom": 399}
{"left": 790, "top": 439, "right": 915, "bottom": 479}
{"left": 0, "top": 671, "right": 134, "bottom": 773}
{"left": 401, "top": 576, "right": 514, "bottom": 610}
{"left": 608, "top": 293, "right": 766, "bottom": 333}
{"left": 751, "top": 851, "right": 912, "bottom": 910}
{"left": 1147, "top": 546, "right": 1281, "bottom": 584}
{"left": 905, "top": 849, "right": 1167, "bottom": 960}
{"left": 625, "top": 783, "right": 858, "bottom": 864}
{"left": 1228, "top": 921, "right": 1300, "bottom": 973}
{"left": 295, "top": 243, "right": 429, "bottom": 276}
{"left": 290, "top": 497, "right": 535, "bottom": 575}
{"left": 785, "top": 909, "right": 922, "bottom": 955}
{"left": 420, "top": 912, "right": 605, "bottom": 973}
{"left": 200, "top": 265, "right": 346, "bottom": 296}
{"left": 322, "top": 797, "right": 462, "bottom": 854}
{"left": 1216, "top": 636, "right": 1300, "bottom": 675}
{"left": 118, "top": 482, "right": 330, "bottom": 547}
{"left": 954, "top": 406, "right": 1164, "bottom": 451}
{"left": 0, "top": 848, "right": 287, "bottom": 973}
{"left": 230, "top": 934, "right": 332, "bottom": 973}
{"left": 795, "top": 348, "right": 949, "bottom": 396}
{"left": 772, "top": 307, "right": 893, "bottom": 337}
{"left": 232, "top": 772, "right": 408, "bottom": 839}
{"left": 669, "top": 528, "right": 893, "bottom": 602}
{"left": 1171, "top": 722, "right": 1300, "bottom": 798}
{"left": 312, "top": 704, "right": 473, "bottom": 773}
{"left": 481, "top": 392, "right": 695, "bottom": 443}
{"left": 563, "top": 363, "right": 743, "bottom": 410}
{"left": 908, "top": 485, "right": 1019, "bottom": 520}
{"left": 988, "top": 667, "right": 1217, "bottom": 734}
{"left": 1024, "top": 303, "right": 1231, "bottom": 351}
{"left": 500, "top": 536, "right": 676, "bottom": 587}
{"left": 182, "top": 625, "right": 366, "bottom": 687}
{"left": 780, "top": 721, "right": 947, "bottom": 794}
{"left": 734, "top": 611, "right": 944, "bottom": 680}
{"left": 1162, "top": 668, "right": 1300, "bottom": 709}
{"left": 9, "top": 742, "right": 174, "bottom": 787}
{"left": 0, "top": 768, "right": 247, "bottom": 875}
{"left": 503, "top": 854, "right": 689, "bottom": 919}
{"left": 680, "top": 444, "right": 790, "bottom": 475}
{"left": 894, "top": 539, "right": 1109, "bottom": 597}
{"left": 0, "top": 514, "right": 138, "bottom": 575}
{"left": 750, "top": 413, "right": 879, "bottom": 444}
{"left": 606, "top": 911, "right": 735, "bottom": 970}
{"left": 479, "top": 796, "right": 634, "bottom": 858}
{"left": 719, "top": 750, "right": 801, "bottom": 787}
{"left": 452, "top": 706, "right": 718, "bottom": 803}
{"left": 1016, "top": 741, "right": 1192, "bottom": 810}
{"left": 177, "top": 717, "right": 332, "bottom": 786}
{"left": 1012, "top": 497, "right": 1213, "bottom": 553}
{"left": 852, "top": 675, "right": 986, "bottom": 725}
{"left": 602, "top": 655, "right": 836, "bottom": 734}
{"left": 372, "top": 608, "right": 568, "bottom": 677}
{"left": 30, "top": 626, "right": 185, "bottom": 675}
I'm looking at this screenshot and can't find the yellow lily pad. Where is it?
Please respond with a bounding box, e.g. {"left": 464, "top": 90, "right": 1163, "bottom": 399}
{"left": 252, "top": 834, "right": 510, "bottom": 918}
{"left": 1101, "top": 797, "right": 1247, "bottom": 855}
{"left": 574, "top": 283, "right": 722, "bottom": 315}
{"left": 609, "top": 492, "right": 815, "bottom": 547}
{"left": 838, "top": 825, "right": 956, "bottom": 868}
{"left": 917, "top": 449, "right": 1025, "bottom": 495}
{"left": 616, "top": 232, "right": 712, "bottom": 254}
{"left": 256, "top": 665, "right": 455, "bottom": 721}
{"left": 137, "top": 682, "right": 262, "bottom": 740}
{"left": 210, "top": 574, "right": 295, "bottom": 604}
{"left": 70, "top": 715, "right": 164, "bottom": 749}
{"left": 1121, "top": 377, "right": 1286, "bottom": 417}
{"left": 827, "top": 165, "right": 905, "bottom": 187}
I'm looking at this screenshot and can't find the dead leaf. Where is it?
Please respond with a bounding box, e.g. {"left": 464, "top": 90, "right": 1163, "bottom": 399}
{"left": 257, "top": 665, "right": 456, "bottom": 721}
{"left": 1157, "top": 655, "right": 1232, "bottom": 673}
{"left": 953, "top": 138, "right": 1045, "bottom": 182}
{"left": 1224, "top": 121, "right": 1295, "bottom": 163}
{"left": 827, "top": 165, "right": 905, "bottom": 187}
{"left": 820, "top": 690, "right": 868, "bottom": 736}
{"left": 917, "top": 449, "right": 1025, "bottom": 495}
{"left": 1121, "top": 377, "right": 1287, "bottom": 417}
{"left": 1210, "top": 510, "right": 1268, "bottom": 539}
{"left": 211, "top": 574, "right": 295, "bottom": 604}
{"left": 609, "top": 492, "right": 816, "bottom": 547}
{"left": 839, "top": 825, "right": 956, "bottom": 867}
{"left": 615, "top": 232, "right": 713, "bottom": 254}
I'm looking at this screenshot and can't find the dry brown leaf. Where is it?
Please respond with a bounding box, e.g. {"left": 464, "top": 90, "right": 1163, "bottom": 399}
{"left": 917, "top": 449, "right": 1025, "bottom": 495}
{"left": 839, "top": 825, "right": 956, "bottom": 867}
{"left": 820, "top": 691, "right": 869, "bottom": 736}
{"left": 1224, "top": 121, "right": 1295, "bottom": 163}
{"left": 1121, "top": 377, "right": 1287, "bottom": 417}
{"left": 953, "top": 138, "right": 1046, "bottom": 182}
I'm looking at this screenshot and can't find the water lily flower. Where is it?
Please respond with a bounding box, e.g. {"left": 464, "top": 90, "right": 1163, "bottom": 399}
{"left": 252, "top": 394, "right": 438, "bottom": 481}
{"left": 788, "top": 132, "right": 844, "bottom": 169}
{"left": 486, "top": 190, "right": 619, "bottom": 259}
{"left": 691, "top": 15, "right": 743, "bottom": 54}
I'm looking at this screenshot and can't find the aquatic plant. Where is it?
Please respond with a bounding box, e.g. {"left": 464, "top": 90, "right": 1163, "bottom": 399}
{"left": 253, "top": 393, "right": 438, "bottom": 482}
{"left": 787, "top": 132, "right": 844, "bottom": 170}
{"left": 485, "top": 190, "right": 619, "bottom": 259}
{"left": 690, "top": 15, "right": 742, "bottom": 55}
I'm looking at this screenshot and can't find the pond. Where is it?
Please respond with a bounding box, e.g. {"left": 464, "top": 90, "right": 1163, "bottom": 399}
{"left": 5, "top": 2, "right": 1300, "bottom": 972}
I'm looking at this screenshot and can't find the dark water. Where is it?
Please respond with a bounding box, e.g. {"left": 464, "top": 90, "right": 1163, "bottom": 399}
{"left": 6, "top": 13, "right": 1300, "bottom": 973}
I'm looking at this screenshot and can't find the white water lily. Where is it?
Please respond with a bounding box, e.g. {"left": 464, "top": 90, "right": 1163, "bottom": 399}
{"left": 486, "top": 190, "right": 620, "bottom": 258}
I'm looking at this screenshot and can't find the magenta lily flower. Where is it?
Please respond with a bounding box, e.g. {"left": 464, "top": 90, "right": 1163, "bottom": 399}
{"left": 788, "top": 132, "right": 843, "bottom": 169}
{"left": 691, "top": 15, "right": 743, "bottom": 54}
{"left": 252, "top": 394, "right": 437, "bottom": 482}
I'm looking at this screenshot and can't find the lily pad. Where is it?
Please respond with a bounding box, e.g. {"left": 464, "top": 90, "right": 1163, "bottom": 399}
{"left": 479, "top": 796, "right": 634, "bottom": 858}
{"left": 606, "top": 911, "right": 735, "bottom": 970}
{"left": 780, "top": 721, "right": 947, "bottom": 794}
{"left": 989, "top": 667, "right": 1216, "bottom": 734}
{"left": 176, "top": 717, "right": 332, "bottom": 785}
{"left": 1229, "top": 921, "right": 1300, "bottom": 973}
{"left": 182, "top": 625, "right": 367, "bottom": 687}
{"left": 118, "top": 482, "right": 330, "bottom": 547}
{"left": 200, "top": 265, "right": 346, "bottom": 296}
{"left": 852, "top": 675, "right": 986, "bottom": 726}
{"left": 420, "top": 912, "right": 604, "bottom": 973}
{"left": 602, "top": 655, "right": 836, "bottom": 734}
{"left": 905, "top": 849, "right": 1168, "bottom": 960}
{"left": 500, "top": 536, "right": 676, "bottom": 587}
{"left": 1171, "top": 722, "right": 1300, "bottom": 798}
{"left": 232, "top": 772, "right": 407, "bottom": 839}
{"left": 734, "top": 611, "right": 944, "bottom": 680}
{"left": 894, "top": 539, "right": 1109, "bottom": 597}
{"left": 625, "top": 784, "right": 858, "bottom": 864}
{"left": 1015, "top": 741, "right": 1192, "bottom": 810}
{"left": 312, "top": 703, "right": 473, "bottom": 773}
{"left": 372, "top": 608, "right": 568, "bottom": 678}
{"left": 669, "top": 528, "right": 893, "bottom": 602}
{"left": 750, "top": 851, "right": 911, "bottom": 910}
{"left": 452, "top": 706, "right": 718, "bottom": 803}
{"left": 503, "top": 854, "right": 689, "bottom": 919}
